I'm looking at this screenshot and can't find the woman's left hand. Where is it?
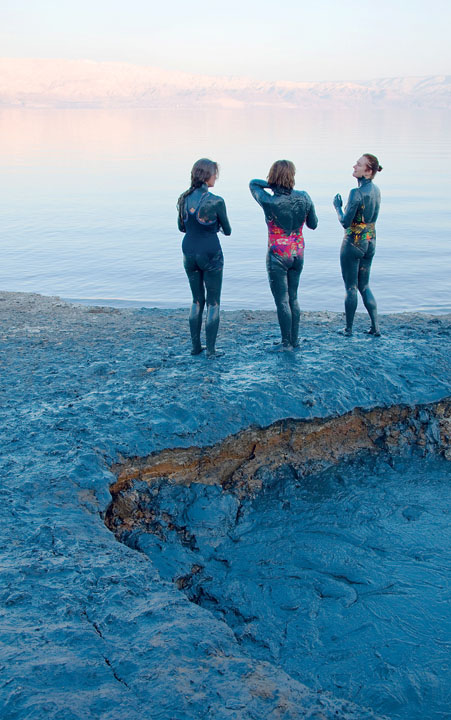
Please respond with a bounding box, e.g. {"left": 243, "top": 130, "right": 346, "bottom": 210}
{"left": 333, "top": 193, "right": 343, "bottom": 209}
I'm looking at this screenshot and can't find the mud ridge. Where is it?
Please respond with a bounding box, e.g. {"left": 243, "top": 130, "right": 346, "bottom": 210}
{"left": 106, "top": 398, "right": 450, "bottom": 538}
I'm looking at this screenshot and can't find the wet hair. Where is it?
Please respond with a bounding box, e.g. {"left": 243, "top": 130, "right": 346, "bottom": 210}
{"left": 363, "top": 153, "right": 383, "bottom": 179}
{"left": 177, "top": 158, "right": 219, "bottom": 224}
{"left": 267, "top": 160, "right": 296, "bottom": 190}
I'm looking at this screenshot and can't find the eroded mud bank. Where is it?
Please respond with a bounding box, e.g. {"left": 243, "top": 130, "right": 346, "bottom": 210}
{"left": 107, "top": 399, "right": 450, "bottom": 505}
{"left": 1, "top": 292, "right": 450, "bottom": 720}
{"left": 106, "top": 400, "right": 451, "bottom": 720}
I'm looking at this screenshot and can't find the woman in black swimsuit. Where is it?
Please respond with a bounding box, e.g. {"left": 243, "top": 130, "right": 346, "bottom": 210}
{"left": 177, "top": 159, "right": 231, "bottom": 357}
{"left": 333, "top": 153, "right": 382, "bottom": 336}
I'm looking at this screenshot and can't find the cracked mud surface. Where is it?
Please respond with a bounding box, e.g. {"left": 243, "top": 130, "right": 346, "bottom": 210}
{"left": 1, "top": 291, "right": 450, "bottom": 719}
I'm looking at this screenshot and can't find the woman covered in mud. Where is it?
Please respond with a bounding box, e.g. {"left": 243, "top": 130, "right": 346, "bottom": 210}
{"left": 177, "top": 158, "right": 231, "bottom": 357}
{"left": 333, "top": 153, "right": 382, "bottom": 337}
{"left": 250, "top": 160, "right": 318, "bottom": 350}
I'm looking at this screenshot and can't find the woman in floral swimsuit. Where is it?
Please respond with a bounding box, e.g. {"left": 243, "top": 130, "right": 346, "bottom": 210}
{"left": 333, "top": 153, "right": 382, "bottom": 336}
{"left": 250, "top": 160, "right": 318, "bottom": 350}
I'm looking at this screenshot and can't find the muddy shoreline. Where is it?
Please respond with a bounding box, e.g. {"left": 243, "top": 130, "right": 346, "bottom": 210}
{"left": 1, "top": 291, "right": 450, "bottom": 720}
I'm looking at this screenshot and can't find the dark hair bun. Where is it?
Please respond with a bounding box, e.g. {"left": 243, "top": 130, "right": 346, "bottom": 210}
{"left": 363, "top": 153, "right": 382, "bottom": 178}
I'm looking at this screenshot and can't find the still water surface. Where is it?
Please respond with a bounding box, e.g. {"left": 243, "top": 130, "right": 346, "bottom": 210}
{"left": 1, "top": 106, "right": 450, "bottom": 312}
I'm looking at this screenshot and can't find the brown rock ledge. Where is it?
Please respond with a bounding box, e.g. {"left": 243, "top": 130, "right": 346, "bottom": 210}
{"left": 106, "top": 399, "right": 450, "bottom": 534}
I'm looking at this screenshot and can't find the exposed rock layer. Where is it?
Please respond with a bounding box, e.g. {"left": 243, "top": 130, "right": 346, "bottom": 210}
{"left": 107, "top": 399, "right": 450, "bottom": 538}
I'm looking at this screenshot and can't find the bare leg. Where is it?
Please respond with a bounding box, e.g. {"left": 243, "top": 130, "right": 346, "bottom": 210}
{"left": 184, "top": 257, "right": 205, "bottom": 355}
{"left": 287, "top": 255, "right": 304, "bottom": 347}
{"left": 267, "top": 252, "right": 292, "bottom": 347}
{"left": 204, "top": 265, "right": 223, "bottom": 357}
{"left": 340, "top": 240, "right": 361, "bottom": 335}
{"left": 189, "top": 300, "right": 205, "bottom": 353}
{"left": 358, "top": 249, "right": 380, "bottom": 336}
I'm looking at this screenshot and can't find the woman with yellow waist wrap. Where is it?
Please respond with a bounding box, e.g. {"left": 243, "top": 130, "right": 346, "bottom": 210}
{"left": 333, "top": 153, "right": 382, "bottom": 336}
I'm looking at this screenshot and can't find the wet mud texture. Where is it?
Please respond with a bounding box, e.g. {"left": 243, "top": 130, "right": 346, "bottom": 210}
{"left": 1, "top": 291, "right": 450, "bottom": 720}
{"left": 107, "top": 401, "right": 450, "bottom": 720}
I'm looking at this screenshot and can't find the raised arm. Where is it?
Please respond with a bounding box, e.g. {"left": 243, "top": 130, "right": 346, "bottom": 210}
{"left": 333, "top": 188, "right": 361, "bottom": 229}
{"left": 249, "top": 178, "right": 272, "bottom": 208}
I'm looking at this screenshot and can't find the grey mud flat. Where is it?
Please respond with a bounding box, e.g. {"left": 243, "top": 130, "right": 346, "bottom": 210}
{"left": 0, "top": 291, "right": 450, "bottom": 720}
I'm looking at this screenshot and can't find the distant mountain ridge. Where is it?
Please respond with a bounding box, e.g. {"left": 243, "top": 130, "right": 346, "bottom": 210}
{"left": 0, "top": 58, "right": 450, "bottom": 109}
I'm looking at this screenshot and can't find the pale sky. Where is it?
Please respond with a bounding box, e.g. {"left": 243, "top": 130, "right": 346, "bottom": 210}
{"left": 1, "top": 0, "right": 449, "bottom": 82}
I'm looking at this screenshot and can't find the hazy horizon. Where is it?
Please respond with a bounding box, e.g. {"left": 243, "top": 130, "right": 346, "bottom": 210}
{"left": 1, "top": 57, "right": 450, "bottom": 110}
{"left": 1, "top": 1, "right": 450, "bottom": 82}
{"left": 1, "top": 55, "right": 450, "bottom": 85}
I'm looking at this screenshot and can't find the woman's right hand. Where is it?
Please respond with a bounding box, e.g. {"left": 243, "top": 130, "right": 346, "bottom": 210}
{"left": 333, "top": 193, "right": 343, "bottom": 209}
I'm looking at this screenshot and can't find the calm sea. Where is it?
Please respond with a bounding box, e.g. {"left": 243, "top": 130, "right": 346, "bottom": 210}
{"left": 1, "top": 105, "right": 450, "bottom": 313}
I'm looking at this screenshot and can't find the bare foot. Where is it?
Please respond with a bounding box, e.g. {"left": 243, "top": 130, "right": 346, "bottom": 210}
{"left": 270, "top": 342, "right": 293, "bottom": 352}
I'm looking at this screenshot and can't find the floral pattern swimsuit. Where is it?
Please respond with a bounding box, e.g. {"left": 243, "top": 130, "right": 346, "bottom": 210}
{"left": 345, "top": 206, "right": 376, "bottom": 248}
{"left": 267, "top": 220, "right": 305, "bottom": 258}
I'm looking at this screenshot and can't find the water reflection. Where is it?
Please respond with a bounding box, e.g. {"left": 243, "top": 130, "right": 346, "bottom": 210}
{"left": 1, "top": 106, "right": 450, "bottom": 312}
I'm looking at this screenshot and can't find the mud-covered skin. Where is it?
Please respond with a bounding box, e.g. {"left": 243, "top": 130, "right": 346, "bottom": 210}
{"left": 266, "top": 251, "right": 304, "bottom": 347}
{"left": 334, "top": 177, "right": 381, "bottom": 335}
{"left": 249, "top": 179, "right": 317, "bottom": 236}
{"left": 178, "top": 185, "right": 231, "bottom": 239}
{"left": 250, "top": 179, "right": 318, "bottom": 347}
{"left": 179, "top": 184, "right": 231, "bottom": 356}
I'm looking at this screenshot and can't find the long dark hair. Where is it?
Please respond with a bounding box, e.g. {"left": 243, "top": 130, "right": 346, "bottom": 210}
{"left": 177, "top": 158, "right": 219, "bottom": 224}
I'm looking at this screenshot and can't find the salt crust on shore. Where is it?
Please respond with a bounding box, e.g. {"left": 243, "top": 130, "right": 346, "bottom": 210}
{"left": 1, "top": 291, "right": 450, "bottom": 720}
